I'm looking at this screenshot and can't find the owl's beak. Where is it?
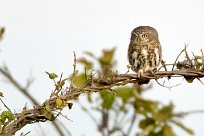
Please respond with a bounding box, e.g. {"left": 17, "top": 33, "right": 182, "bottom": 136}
{"left": 138, "top": 36, "right": 143, "bottom": 41}
{"left": 133, "top": 33, "right": 143, "bottom": 42}
{"left": 135, "top": 36, "right": 142, "bottom": 42}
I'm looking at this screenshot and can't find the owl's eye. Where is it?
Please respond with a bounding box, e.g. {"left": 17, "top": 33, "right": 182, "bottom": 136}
{"left": 142, "top": 34, "right": 148, "bottom": 38}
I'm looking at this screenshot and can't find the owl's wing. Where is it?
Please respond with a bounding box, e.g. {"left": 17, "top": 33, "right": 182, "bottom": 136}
{"left": 148, "top": 41, "right": 162, "bottom": 68}
{"left": 128, "top": 42, "right": 141, "bottom": 66}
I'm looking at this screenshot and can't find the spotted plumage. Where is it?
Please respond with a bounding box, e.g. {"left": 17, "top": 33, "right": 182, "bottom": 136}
{"left": 128, "top": 26, "right": 162, "bottom": 77}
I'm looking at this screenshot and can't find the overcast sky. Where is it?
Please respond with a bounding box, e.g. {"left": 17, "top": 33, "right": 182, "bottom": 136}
{"left": 1, "top": 0, "right": 204, "bottom": 136}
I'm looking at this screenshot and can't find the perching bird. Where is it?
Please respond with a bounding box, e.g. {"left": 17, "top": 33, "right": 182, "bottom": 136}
{"left": 128, "top": 26, "right": 162, "bottom": 78}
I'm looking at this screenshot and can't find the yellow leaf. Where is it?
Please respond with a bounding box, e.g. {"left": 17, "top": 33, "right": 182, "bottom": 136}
{"left": 163, "top": 125, "right": 176, "bottom": 136}
{"left": 56, "top": 97, "right": 63, "bottom": 108}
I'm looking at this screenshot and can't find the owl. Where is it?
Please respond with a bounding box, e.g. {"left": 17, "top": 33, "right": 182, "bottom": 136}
{"left": 128, "top": 26, "right": 162, "bottom": 77}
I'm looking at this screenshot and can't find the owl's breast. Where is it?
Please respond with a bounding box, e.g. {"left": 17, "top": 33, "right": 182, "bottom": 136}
{"left": 128, "top": 41, "right": 161, "bottom": 73}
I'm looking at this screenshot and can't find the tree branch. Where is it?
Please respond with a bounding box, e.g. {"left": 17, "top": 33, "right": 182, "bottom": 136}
{"left": 1, "top": 68, "right": 203, "bottom": 135}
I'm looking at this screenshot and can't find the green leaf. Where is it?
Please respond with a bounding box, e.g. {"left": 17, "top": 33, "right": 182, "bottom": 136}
{"left": 162, "top": 125, "right": 176, "bottom": 136}
{"left": 87, "top": 92, "right": 92, "bottom": 103}
{"left": 176, "top": 61, "right": 184, "bottom": 70}
{"left": 184, "top": 76, "right": 195, "bottom": 83}
{"left": 45, "top": 72, "right": 58, "bottom": 79}
{"left": 134, "top": 99, "right": 158, "bottom": 114}
{"left": 194, "top": 55, "right": 204, "bottom": 60}
{"left": 154, "top": 103, "right": 174, "bottom": 123}
{"left": 0, "top": 111, "right": 14, "bottom": 125}
{"left": 74, "top": 70, "right": 79, "bottom": 75}
{"left": 100, "top": 90, "right": 115, "bottom": 109}
{"left": 56, "top": 80, "right": 65, "bottom": 90}
{"left": 40, "top": 109, "right": 55, "bottom": 121}
{"left": 77, "top": 58, "right": 93, "bottom": 70}
{"left": 0, "top": 91, "right": 4, "bottom": 97}
{"left": 72, "top": 74, "right": 87, "bottom": 89}
{"left": 83, "top": 51, "right": 96, "bottom": 58}
{"left": 116, "top": 87, "right": 134, "bottom": 103}
{"left": 44, "top": 101, "right": 51, "bottom": 111}
{"left": 99, "top": 48, "right": 115, "bottom": 65}
{"left": 171, "top": 120, "right": 194, "bottom": 135}
{"left": 0, "top": 27, "right": 5, "bottom": 40}
{"left": 67, "top": 102, "right": 73, "bottom": 109}
{"left": 139, "top": 118, "right": 155, "bottom": 129}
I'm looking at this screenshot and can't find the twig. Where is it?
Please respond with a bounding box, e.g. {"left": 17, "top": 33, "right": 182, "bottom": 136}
{"left": 0, "top": 98, "right": 13, "bottom": 114}
{"left": 73, "top": 51, "right": 77, "bottom": 77}
{"left": 20, "top": 131, "right": 30, "bottom": 136}
{"left": 155, "top": 79, "right": 181, "bottom": 89}
{"left": 25, "top": 70, "right": 34, "bottom": 90}
{"left": 126, "top": 113, "right": 136, "bottom": 136}
{"left": 77, "top": 101, "right": 99, "bottom": 125}
{"left": 171, "top": 47, "right": 186, "bottom": 71}
{"left": 69, "top": 52, "right": 77, "bottom": 92}
{"left": 0, "top": 67, "right": 38, "bottom": 105}
{"left": 174, "top": 109, "right": 204, "bottom": 117}
{"left": 55, "top": 121, "right": 73, "bottom": 136}
{"left": 184, "top": 45, "right": 191, "bottom": 63}
{"left": 196, "top": 78, "right": 204, "bottom": 85}
{"left": 161, "top": 60, "right": 168, "bottom": 72}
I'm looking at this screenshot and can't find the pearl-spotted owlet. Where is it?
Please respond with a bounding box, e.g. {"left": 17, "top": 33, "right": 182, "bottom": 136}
{"left": 128, "top": 26, "right": 162, "bottom": 77}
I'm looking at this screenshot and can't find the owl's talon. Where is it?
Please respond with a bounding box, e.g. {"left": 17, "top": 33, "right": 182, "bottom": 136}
{"left": 137, "top": 69, "right": 144, "bottom": 78}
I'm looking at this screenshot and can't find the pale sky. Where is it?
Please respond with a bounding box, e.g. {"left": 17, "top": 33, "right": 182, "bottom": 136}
{"left": 0, "top": 0, "right": 204, "bottom": 136}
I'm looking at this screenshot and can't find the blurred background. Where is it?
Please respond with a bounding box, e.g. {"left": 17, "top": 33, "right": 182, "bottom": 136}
{"left": 0, "top": 0, "right": 204, "bottom": 135}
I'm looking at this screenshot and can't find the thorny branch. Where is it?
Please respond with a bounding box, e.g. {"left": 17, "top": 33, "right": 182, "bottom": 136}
{"left": 0, "top": 43, "right": 204, "bottom": 135}
{"left": 1, "top": 67, "right": 204, "bottom": 135}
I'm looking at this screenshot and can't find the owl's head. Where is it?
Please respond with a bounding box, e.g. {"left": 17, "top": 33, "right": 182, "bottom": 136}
{"left": 130, "top": 26, "right": 159, "bottom": 44}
